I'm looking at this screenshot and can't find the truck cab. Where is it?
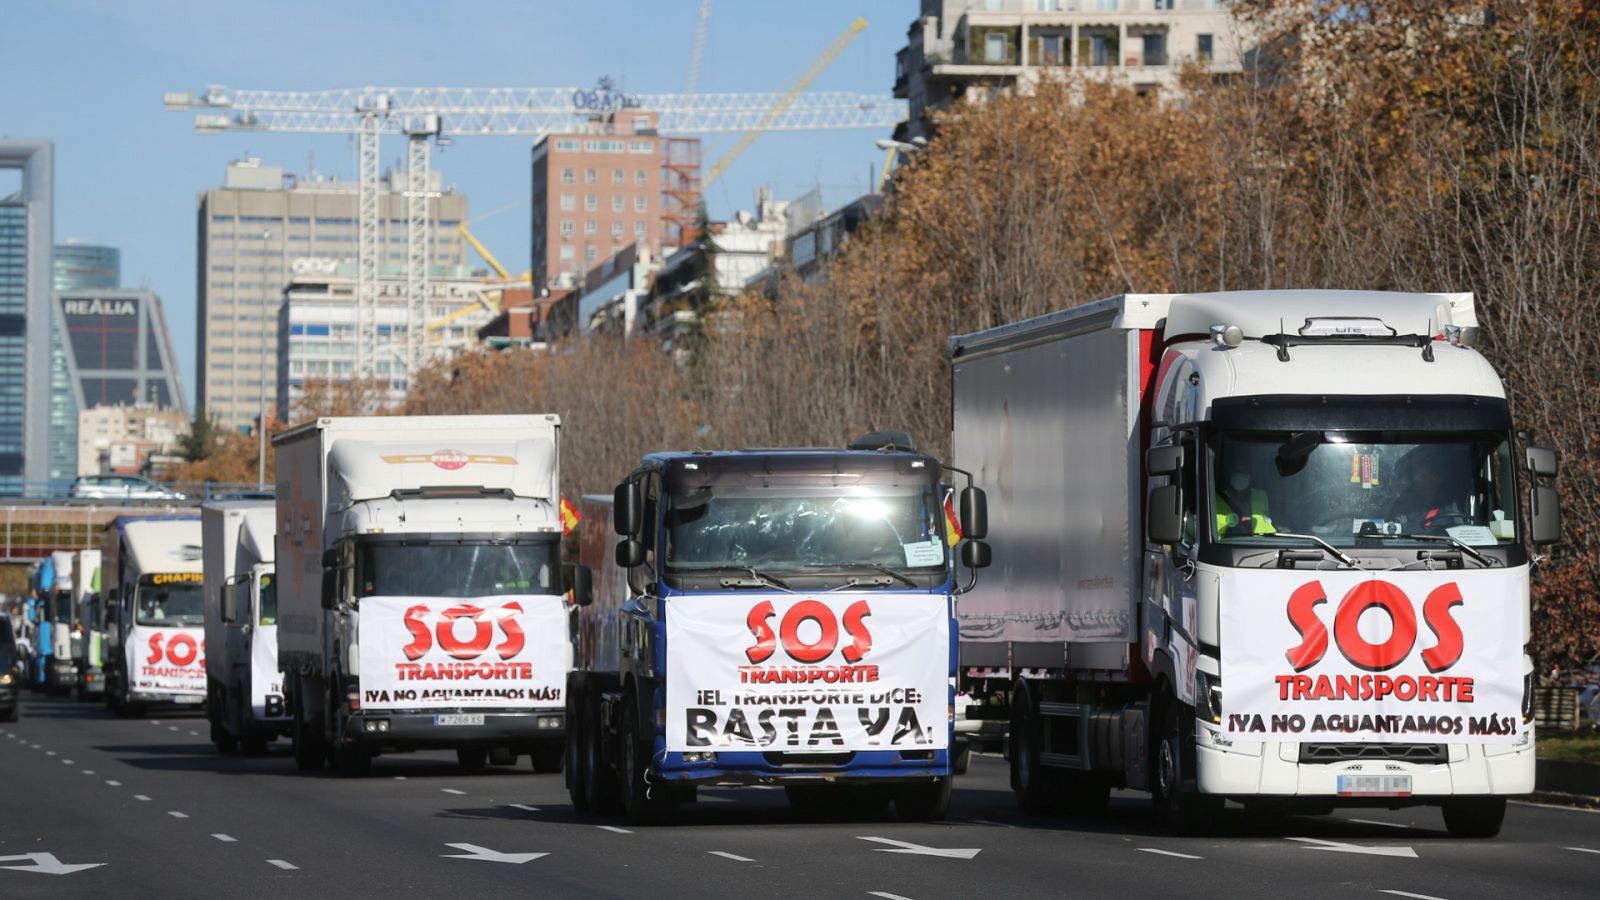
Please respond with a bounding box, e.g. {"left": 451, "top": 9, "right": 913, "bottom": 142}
{"left": 568, "top": 433, "right": 989, "bottom": 824}
{"left": 101, "top": 516, "right": 207, "bottom": 717}
{"left": 204, "top": 501, "right": 289, "bottom": 754}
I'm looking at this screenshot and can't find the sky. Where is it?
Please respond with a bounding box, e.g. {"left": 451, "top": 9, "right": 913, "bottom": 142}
{"left": 0, "top": 0, "right": 906, "bottom": 399}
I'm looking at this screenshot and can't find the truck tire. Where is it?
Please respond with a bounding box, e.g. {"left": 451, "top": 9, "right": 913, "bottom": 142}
{"left": 1441, "top": 797, "right": 1506, "bottom": 838}
{"left": 1010, "top": 688, "right": 1057, "bottom": 814}
{"left": 567, "top": 726, "right": 590, "bottom": 811}
{"left": 583, "top": 700, "right": 621, "bottom": 814}
{"left": 456, "top": 748, "right": 488, "bottom": 771}
{"left": 895, "top": 777, "right": 953, "bottom": 822}
{"left": 531, "top": 740, "right": 564, "bottom": 774}
{"left": 620, "top": 691, "right": 673, "bottom": 826}
{"left": 1152, "top": 699, "right": 1221, "bottom": 834}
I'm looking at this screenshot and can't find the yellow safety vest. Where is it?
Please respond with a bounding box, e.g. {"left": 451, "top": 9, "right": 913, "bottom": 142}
{"left": 1215, "top": 488, "right": 1276, "bottom": 536}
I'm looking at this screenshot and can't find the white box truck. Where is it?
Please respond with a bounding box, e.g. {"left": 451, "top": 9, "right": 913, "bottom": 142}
{"left": 71, "top": 549, "right": 104, "bottom": 701}
{"left": 203, "top": 501, "right": 288, "bottom": 754}
{"left": 949, "top": 290, "right": 1560, "bottom": 838}
{"left": 274, "top": 415, "right": 573, "bottom": 776}
{"left": 101, "top": 516, "right": 207, "bottom": 716}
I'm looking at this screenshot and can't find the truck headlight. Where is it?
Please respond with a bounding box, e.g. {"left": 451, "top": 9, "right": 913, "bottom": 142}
{"left": 0, "top": 672, "right": 11, "bottom": 685}
{"left": 1195, "top": 671, "right": 1222, "bottom": 725}
{"left": 1521, "top": 671, "right": 1535, "bottom": 724}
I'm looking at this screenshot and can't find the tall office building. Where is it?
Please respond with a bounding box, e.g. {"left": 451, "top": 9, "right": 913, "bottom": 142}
{"left": 0, "top": 140, "right": 54, "bottom": 491}
{"left": 196, "top": 158, "right": 469, "bottom": 430}
{"left": 53, "top": 241, "right": 120, "bottom": 291}
{"left": 531, "top": 109, "right": 684, "bottom": 292}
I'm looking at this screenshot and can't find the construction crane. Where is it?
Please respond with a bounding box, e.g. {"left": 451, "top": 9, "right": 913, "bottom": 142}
{"left": 683, "top": 0, "right": 713, "bottom": 96}
{"left": 703, "top": 17, "right": 869, "bottom": 189}
{"left": 165, "top": 84, "right": 905, "bottom": 383}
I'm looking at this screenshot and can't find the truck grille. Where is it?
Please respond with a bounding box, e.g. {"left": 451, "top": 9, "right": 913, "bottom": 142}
{"left": 762, "top": 752, "right": 855, "bottom": 767}
{"left": 1299, "top": 743, "right": 1447, "bottom": 764}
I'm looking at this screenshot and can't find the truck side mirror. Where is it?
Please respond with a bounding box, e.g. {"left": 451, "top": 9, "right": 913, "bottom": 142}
{"left": 320, "top": 568, "right": 338, "bottom": 611}
{"left": 960, "top": 539, "right": 992, "bottom": 569}
{"left": 616, "top": 538, "right": 645, "bottom": 569}
{"left": 959, "top": 487, "right": 988, "bottom": 540}
{"left": 613, "top": 482, "right": 642, "bottom": 537}
{"left": 1531, "top": 484, "right": 1560, "bottom": 546}
{"left": 571, "top": 565, "right": 594, "bottom": 607}
{"left": 1147, "top": 444, "right": 1184, "bottom": 476}
{"left": 1526, "top": 446, "right": 1557, "bottom": 478}
{"left": 321, "top": 547, "right": 339, "bottom": 569}
{"left": 1146, "top": 485, "right": 1183, "bottom": 545}
{"left": 221, "top": 584, "right": 238, "bottom": 624}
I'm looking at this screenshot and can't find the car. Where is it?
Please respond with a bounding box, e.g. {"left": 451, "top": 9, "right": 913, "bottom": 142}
{"left": 209, "top": 489, "right": 275, "bottom": 501}
{"left": 69, "top": 474, "right": 187, "bottom": 501}
{"left": 0, "top": 616, "right": 20, "bottom": 722}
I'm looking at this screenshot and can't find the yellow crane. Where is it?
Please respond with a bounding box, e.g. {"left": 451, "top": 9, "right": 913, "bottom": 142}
{"left": 428, "top": 205, "right": 531, "bottom": 333}
{"left": 703, "top": 17, "right": 869, "bottom": 188}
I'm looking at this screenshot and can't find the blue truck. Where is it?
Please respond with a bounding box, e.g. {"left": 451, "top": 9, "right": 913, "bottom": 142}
{"left": 566, "top": 431, "right": 990, "bottom": 824}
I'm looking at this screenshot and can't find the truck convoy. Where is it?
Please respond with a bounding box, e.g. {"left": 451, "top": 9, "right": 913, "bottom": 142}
{"left": 203, "top": 501, "right": 289, "bottom": 754}
{"left": 39, "top": 549, "right": 79, "bottom": 694}
{"left": 102, "top": 515, "right": 207, "bottom": 716}
{"left": 949, "top": 290, "right": 1559, "bottom": 838}
{"left": 568, "top": 432, "right": 990, "bottom": 824}
{"left": 274, "top": 415, "right": 573, "bottom": 776}
{"left": 72, "top": 549, "right": 105, "bottom": 701}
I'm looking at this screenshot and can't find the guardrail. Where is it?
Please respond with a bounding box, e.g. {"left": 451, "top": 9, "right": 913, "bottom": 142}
{"left": 0, "top": 481, "right": 273, "bottom": 504}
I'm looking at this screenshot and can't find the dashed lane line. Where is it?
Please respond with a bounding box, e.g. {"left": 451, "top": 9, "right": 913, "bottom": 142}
{"left": 508, "top": 804, "right": 540, "bottom": 812}
{"left": 45, "top": 750, "right": 55, "bottom": 756}
{"left": 1566, "top": 847, "right": 1600, "bottom": 855}
{"left": 213, "top": 834, "right": 237, "bottom": 843}
{"left": 134, "top": 794, "right": 151, "bottom": 801}
{"left": 168, "top": 726, "right": 178, "bottom": 732}
{"left": 188, "top": 731, "right": 200, "bottom": 737}
{"left": 597, "top": 825, "right": 632, "bottom": 834}
{"left": 1379, "top": 891, "right": 1449, "bottom": 900}
{"left": 105, "top": 780, "right": 121, "bottom": 787}
{"left": 169, "top": 811, "right": 189, "bottom": 819}
{"left": 441, "top": 788, "right": 467, "bottom": 795}
{"left": 393, "top": 776, "right": 407, "bottom": 781}
{"left": 82, "top": 770, "right": 95, "bottom": 776}
{"left": 708, "top": 851, "right": 754, "bottom": 862}
{"left": 267, "top": 859, "right": 298, "bottom": 870}
{"left": 1138, "top": 848, "right": 1204, "bottom": 860}
{"left": 868, "top": 893, "right": 919, "bottom": 900}
{"left": 62, "top": 759, "right": 74, "bottom": 765}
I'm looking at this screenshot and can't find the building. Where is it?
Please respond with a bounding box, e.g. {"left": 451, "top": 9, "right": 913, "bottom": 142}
{"left": 530, "top": 108, "right": 696, "bottom": 293}
{"left": 197, "top": 158, "right": 469, "bottom": 431}
{"left": 894, "top": 0, "right": 1247, "bottom": 140}
{"left": 568, "top": 243, "right": 662, "bottom": 338}
{"left": 0, "top": 140, "right": 54, "bottom": 492}
{"left": 76, "top": 405, "right": 188, "bottom": 477}
{"left": 53, "top": 242, "right": 119, "bottom": 292}
{"left": 276, "top": 261, "right": 497, "bottom": 416}
{"left": 785, "top": 192, "right": 885, "bottom": 282}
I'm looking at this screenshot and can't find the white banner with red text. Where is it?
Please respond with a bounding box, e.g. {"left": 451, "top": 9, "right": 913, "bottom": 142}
{"left": 356, "top": 595, "right": 569, "bottom": 710}
{"left": 1219, "top": 568, "right": 1527, "bottom": 743}
{"left": 128, "top": 625, "right": 207, "bottom": 696}
{"left": 251, "top": 627, "right": 287, "bottom": 719}
{"left": 665, "top": 592, "right": 949, "bottom": 753}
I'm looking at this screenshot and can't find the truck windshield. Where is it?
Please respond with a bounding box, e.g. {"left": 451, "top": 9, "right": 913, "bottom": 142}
{"left": 665, "top": 485, "right": 947, "bottom": 573}
{"left": 1207, "top": 431, "right": 1517, "bottom": 548}
{"left": 258, "top": 573, "right": 276, "bottom": 625}
{"left": 135, "top": 576, "right": 205, "bottom": 627}
{"left": 52, "top": 590, "right": 72, "bottom": 623}
{"left": 356, "top": 541, "right": 560, "bottom": 599}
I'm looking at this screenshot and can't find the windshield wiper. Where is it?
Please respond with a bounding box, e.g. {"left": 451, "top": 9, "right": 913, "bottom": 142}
{"left": 1389, "top": 533, "right": 1495, "bottom": 568}
{"left": 1256, "top": 532, "right": 1360, "bottom": 569}
{"left": 715, "top": 566, "right": 793, "bottom": 591}
{"left": 805, "top": 562, "right": 917, "bottom": 588}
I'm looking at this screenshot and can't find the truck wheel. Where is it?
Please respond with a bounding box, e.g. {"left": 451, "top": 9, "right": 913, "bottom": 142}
{"left": 1441, "top": 797, "right": 1506, "bottom": 838}
{"left": 1152, "top": 699, "right": 1221, "bottom": 834}
{"left": 952, "top": 737, "right": 972, "bottom": 776}
{"left": 620, "top": 692, "right": 672, "bottom": 826}
{"left": 567, "top": 731, "right": 590, "bottom": 811}
{"left": 531, "top": 740, "right": 564, "bottom": 774}
{"left": 1010, "top": 689, "right": 1057, "bottom": 814}
{"left": 895, "top": 777, "right": 953, "bottom": 822}
{"left": 456, "top": 748, "right": 488, "bottom": 771}
{"left": 583, "top": 700, "right": 621, "bottom": 814}
{"left": 213, "top": 722, "right": 238, "bottom": 754}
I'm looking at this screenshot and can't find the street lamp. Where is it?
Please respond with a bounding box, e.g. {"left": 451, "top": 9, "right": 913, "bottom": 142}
{"left": 258, "top": 229, "right": 272, "bottom": 489}
{"left": 875, "top": 137, "right": 928, "bottom": 191}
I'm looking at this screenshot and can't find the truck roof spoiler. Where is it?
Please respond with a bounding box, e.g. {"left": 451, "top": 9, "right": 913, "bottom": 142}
{"left": 389, "top": 486, "right": 519, "bottom": 501}
{"left": 847, "top": 430, "right": 916, "bottom": 453}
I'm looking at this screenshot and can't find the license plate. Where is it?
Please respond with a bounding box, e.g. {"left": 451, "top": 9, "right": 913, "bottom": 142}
{"left": 174, "top": 695, "right": 203, "bottom": 705}
{"left": 433, "top": 714, "right": 484, "bottom": 727}
{"left": 1337, "top": 774, "right": 1412, "bottom": 797}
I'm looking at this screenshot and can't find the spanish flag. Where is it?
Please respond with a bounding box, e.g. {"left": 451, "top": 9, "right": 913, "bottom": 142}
{"left": 560, "top": 495, "right": 581, "bottom": 535}
{"left": 943, "top": 490, "right": 963, "bottom": 545}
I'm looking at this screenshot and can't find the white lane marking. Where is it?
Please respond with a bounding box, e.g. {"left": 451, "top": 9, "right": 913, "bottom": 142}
{"left": 393, "top": 776, "right": 407, "bottom": 781}
{"left": 708, "top": 851, "right": 754, "bottom": 862}
{"left": 441, "top": 843, "right": 548, "bottom": 864}
{"left": 150, "top": 720, "right": 161, "bottom": 725}
{"left": 1287, "top": 836, "right": 1417, "bottom": 859}
{"left": 134, "top": 794, "right": 151, "bottom": 801}
{"left": 868, "top": 893, "right": 919, "bottom": 900}
{"left": 1566, "top": 846, "right": 1600, "bottom": 855}
{"left": 967, "top": 819, "right": 1015, "bottom": 829}
{"left": 31, "top": 743, "right": 40, "bottom": 749}
{"left": 441, "top": 788, "right": 467, "bottom": 795}
{"left": 105, "top": 780, "right": 121, "bottom": 787}
{"left": 188, "top": 731, "right": 199, "bottom": 736}
{"left": 1379, "top": 891, "right": 1449, "bottom": 900}
{"left": 1513, "top": 800, "right": 1600, "bottom": 815}
{"left": 1138, "top": 848, "right": 1204, "bottom": 860}
{"left": 82, "top": 770, "right": 95, "bottom": 776}
{"left": 213, "top": 834, "right": 237, "bottom": 842}
{"left": 508, "top": 804, "right": 540, "bottom": 812}
{"left": 168, "top": 726, "right": 178, "bottom": 732}
{"left": 597, "top": 825, "right": 632, "bottom": 834}
{"left": 45, "top": 750, "right": 56, "bottom": 756}
{"left": 62, "top": 759, "right": 73, "bottom": 765}
{"left": 169, "top": 811, "right": 189, "bottom": 819}
{"left": 857, "top": 837, "right": 981, "bottom": 860}
{"left": 267, "top": 859, "right": 298, "bottom": 870}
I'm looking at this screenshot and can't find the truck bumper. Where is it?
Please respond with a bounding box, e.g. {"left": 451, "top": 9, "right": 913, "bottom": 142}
{"left": 45, "top": 659, "right": 79, "bottom": 691}
{"left": 654, "top": 748, "right": 950, "bottom": 786}
{"left": 340, "top": 709, "right": 564, "bottom": 749}
{"left": 0, "top": 681, "right": 17, "bottom": 711}
{"left": 1195, "top": 723, "right": 1536, "bottom": 803}
{"left": 78, "top": 668, "right": 105, "bottom": 695}
{"left": 130, "top": 691, "right": 206, "bottom": 707}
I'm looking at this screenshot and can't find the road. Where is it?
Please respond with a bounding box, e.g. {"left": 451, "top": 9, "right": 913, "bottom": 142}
{"left": 1, "top": 693, "right": 1597, "bottom": 899}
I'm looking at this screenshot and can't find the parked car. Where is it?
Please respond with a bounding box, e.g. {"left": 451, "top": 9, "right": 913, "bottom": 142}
{"left": 69, "top": 475, "right": 186, "bottom": 501}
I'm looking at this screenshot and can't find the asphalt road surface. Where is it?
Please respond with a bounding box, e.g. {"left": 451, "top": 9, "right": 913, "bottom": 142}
{"left": 2, "top": 693, "right": 1597, "bottom": 899}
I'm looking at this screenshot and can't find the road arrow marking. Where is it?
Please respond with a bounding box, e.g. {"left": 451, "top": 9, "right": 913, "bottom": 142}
{"left": 507, "top": 804, "right": 540, "bottom": 812}
{"left": 0, "top": 852, "right": 105, "bottom": 875}
{"left": 1286, "top": 837, "right": 1417, "bottom": 858}
{"left": 441, "top": 843, "right": 548, "bottom": 864}
{"left": 266, "top": 859, "right": 297, "bottom": 870}
{"left": 857, "top": 837, "right": 981, "bottom": 860}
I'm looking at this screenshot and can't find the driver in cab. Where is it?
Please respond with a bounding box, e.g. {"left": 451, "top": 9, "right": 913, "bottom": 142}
{"left": 1215, "top": 453, "right": 1277, "bottom": 537}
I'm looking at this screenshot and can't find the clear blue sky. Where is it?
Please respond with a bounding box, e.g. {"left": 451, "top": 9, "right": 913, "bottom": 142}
{"left": 1, "top": 0, "right": 904, "bottom": 399}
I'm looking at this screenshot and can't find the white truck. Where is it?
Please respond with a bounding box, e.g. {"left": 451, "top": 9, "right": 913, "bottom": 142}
{"left": 203, "top": 501, "right": 289, "bottom": 754}
{"left": 274, "top": 415, "right": 573, "bottom": 776}
{"left": 41, "top": 549, "right": 79, "bottom": 694}
{"left": 101, "top": 516, "right": 208, "bottom": 716}
{"left": 950, "top": 290, "right": 1560, "bottom": 838}
{"left": 71, "top": 549, "right": 105, "bottom": 701}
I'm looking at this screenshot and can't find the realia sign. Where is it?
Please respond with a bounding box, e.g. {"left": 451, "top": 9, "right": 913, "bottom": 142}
{"left": 1219, "top": 570, "right": 1526, "bottom": 743}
